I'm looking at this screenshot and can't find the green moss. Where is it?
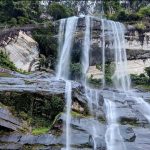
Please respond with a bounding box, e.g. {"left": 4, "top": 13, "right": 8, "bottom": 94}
{"left": 119, "top": 118, "right": 139, "bottom": 126}
{"left": 0, "top": 72, "right": 13, "bottom": 77}
{"left": 71, "top": 111, "right": 91, "bottom": 118}
{"left": 32, "top": 127, "right": 49, "bottom": 135}
{"left": 134, "top": 85, "right": 150, "bottom": 92}
{"left": 98, "top": 116, "right": 106, "bottom": 123}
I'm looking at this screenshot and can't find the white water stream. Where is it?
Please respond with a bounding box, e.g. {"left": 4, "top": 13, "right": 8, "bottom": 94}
{"left": 56, "top": 16, "right": 78, "bottom": 150}
{"left": 65, "top": 81, "right": 72, "bottom": 150}
{"left": 109, "top": 20, "right": 130, "bottom": 92}
{"left": 57, "top": 16, "right": 78, "bottom": 80}
{"left": 105, "top": 98, "right": 126, "bottom": 150}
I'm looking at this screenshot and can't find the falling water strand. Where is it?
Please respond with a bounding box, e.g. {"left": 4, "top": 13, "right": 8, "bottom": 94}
{"left": 57, "top": 19, "right": 66, "bottom": 57}
{"left": 56, "top": 17, "right": 78, "bottom": 150}
{"left": 105, "top": 98, "right": 126, "bottom": 150}
{"left": 65, "top": 81, "right": 72, "bottom": 150}
{"left": 56, "top": 17, "right": 78, "bottom": 80}
{"left": 101, "top": 19, "right": 105, "bottom": 88}
{"left": 85, "top": 88, "right": 100, "bottom": 150}
{"left": 119, "top": 23, "right": 131, "bottom": 90}
{"left": 109, "top": 21, "right": 130, "bottom": 91}
{"left": 82, "top": 15, "right": 91, "bottom": 81}
{"left": 82, "top": 16, "right": 100, "bottom": 149}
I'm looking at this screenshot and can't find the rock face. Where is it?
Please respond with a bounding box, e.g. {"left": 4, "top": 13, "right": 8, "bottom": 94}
{"left": 0, "top": 106, "right": 26, "bottom": 131}
{"left": 0, "top": 31, "right": 39, "bottom": 71}
{"left": 0, "top": 72, "right": 150, "bottom": 149}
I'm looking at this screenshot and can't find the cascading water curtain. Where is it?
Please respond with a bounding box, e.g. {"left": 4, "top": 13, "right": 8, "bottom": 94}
{"left": 56, "top": 16, "right": 78, "bottom": 150}
{"left": 108, "top": 20, "right": 130, "bottom": 92}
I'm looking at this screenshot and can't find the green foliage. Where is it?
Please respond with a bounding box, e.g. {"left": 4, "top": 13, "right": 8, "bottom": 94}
{"left": 0, "top": 0, "right": 41, "bottom": 26}
{"left": 137, "top": 6, "right": 150, "bottom": 18}
{"left": 88, "top": 76, "right": 102, "bottom": 88}
{"left": 32, "top": 26, "right": 57, "bottom": 69}
{"left": 70, "top": 63, "right": 82, "bottom": 80}
{"left": 43, "top": 95, "right": 64, "bottom": 120}
{"left": 32, "top": 127, "right": 49, "bottom": 135}
{"left": 130, "top": 74, "right": 149, "bottom": 85}
{"left": 103, "top": 0, "right": 121, "bottom": 15}
{"left": 48, "top": 2, "right": 74, "bottom": 20}
{"left": 135, "top": 22, "right": 146, "bottom": 30}
{"left": 105, "top": 63, "right": 114, "bottom": 85}
{"left": 0, "top": 51, "right": 17, "bottom": 71}
{"left": 8, "top": 18, "right": 17, "bottom": 26}
{"left": 0, "top": 91, "right": 64, "bottom": 123}
{"left": 108, "top": 9, "right": 141, "bottom": 22}
{"left": 145, "top": 67, "right": 150, "bottom": 78}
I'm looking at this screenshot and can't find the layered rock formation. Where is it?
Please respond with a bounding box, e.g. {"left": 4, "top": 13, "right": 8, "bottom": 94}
{"left": 0, "top": 31, "right": 39, "bottom": 71}
{"left": 0, "top": 71, "right": 150, "bottom": 149}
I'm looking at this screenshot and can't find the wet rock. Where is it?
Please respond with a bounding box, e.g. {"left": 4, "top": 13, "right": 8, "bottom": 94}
{"left": 0, "top": 143, "right": 22, "bottom": 150}
{"left": 89, "top": 136, "right": 106, "bottom": 150}
{"left": 120, "top": 126, "right": 136, "bottom": 142}
{"left": 0, "top": 133, "right": 21, "bottom": 143}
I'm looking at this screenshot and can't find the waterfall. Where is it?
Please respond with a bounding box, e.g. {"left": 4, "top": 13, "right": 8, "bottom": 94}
{"left": 56, "top": 16, "right": 78, "bottom": 150}
{"left": 56, "top": 16, "right": 78, "bottom": 80}
{"left": 105, "top": 98, "right": 126, "bottom": 150}
{"left": 56, "top": 14, "right": 149, "bottom": 150}
{"left": 109, "top": 21, "right": 130, "bottom": 91}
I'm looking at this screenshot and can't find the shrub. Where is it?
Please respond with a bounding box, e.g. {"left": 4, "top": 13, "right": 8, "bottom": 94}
{"left": 145, "top": 67, "right": 150, "bottom": 78}
{"left": 135, "top": 22, "right": 146, "bottom": 30}
{"left": 114, "top": 10, "right": 140, "bottom": 22}
{"left": 130, "top": 74, "right": 149, "bottom": 85}
{"left": 137, "top": 6, "right": 150, "bottom": 18}
{"left": 116, "top": 10, "right": 129, "bottom": 21}
{"left": 8, "top": 18, "right": 17, "bottom": 26}
{"left": 17, "top": 16, "right": 29, "bottom": 25}
{"left": 70, "top": 63, "right": 82, "bottom": 80}
{"left": 43, "top": 95, "right": 64, "bottom": 120}
{"left": 0, "top": 51, "right": 17, "bottom": 71}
